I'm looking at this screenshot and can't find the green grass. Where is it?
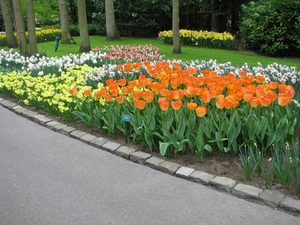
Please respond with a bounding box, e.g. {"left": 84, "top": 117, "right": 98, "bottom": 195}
{"left": 16, "top": 35, "right": 300, "bottom": 68}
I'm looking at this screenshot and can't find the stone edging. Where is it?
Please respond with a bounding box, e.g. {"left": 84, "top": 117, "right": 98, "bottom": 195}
{"left": 1, "top": 98, "right": 300, "bottom": 216}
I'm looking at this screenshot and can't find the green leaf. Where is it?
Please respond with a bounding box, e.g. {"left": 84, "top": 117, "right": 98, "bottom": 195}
{"left": 204, "top": 144, "right": 212, "bottom": 153}
{"left": 159, "top": 142, "right": 171, "bottom": 156}
{"left": 266, "top": 133, "right": 276, "bottom": 149}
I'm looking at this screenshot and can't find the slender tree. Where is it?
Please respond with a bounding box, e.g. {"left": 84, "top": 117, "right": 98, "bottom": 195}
{"left": 77, "top": 0, "right": 90, "bottom": 52}
{"left": 12, "top": 0, "right": 28, "bottom": 56}
{"left": 0, "top": 0, "right": 18, "bottom": 48}
{"left": 105, "top": 0, "right": 120, "bottom": 41}
{"left": 172, "top": 0, "right": 181, "bottom": 54}
{"left": 58, "top": 0, "right": 75, "bottom": 44}
{"left": 25, "top": 0, "right": 38, "bottom": 55}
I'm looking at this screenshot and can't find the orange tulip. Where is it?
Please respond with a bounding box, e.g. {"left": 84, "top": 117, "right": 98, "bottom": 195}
{"left": 134, "top": 99, "right": 147, "bottom": 110}
{"left": 259, "top": 97, "right": 272, "bottom": 107}
{"left": 170, "top": 78, "right": 181, "bottom": 89}
{"left": 104, "top": 94, "right": 113, "bottom": 102}
{"left": 196, "top": 106, "right": 207, "bottom": 117}
{"left": 117, "top": 78, "right": 127, "bottom": 86}
{"left": 239, "top": 70, "right": 247, "bottom": 77}
{"left": 131, "top": 92, "right": 141, "bottom": 100}
{"left": 171, "top": 100, "right": 182, "bottom": 110}
{"left": 184, "top": 87, "right": 198, "bottom": 97}
{"left": 200, "top": 91, "right": 211, "bottom": 103}
{"left": 123, "top": 63, "right": 131, "bottom": 73}
{"left": 105, "top": 78, "right": 115, "bottom": 86}
{"left": 285, "top": 85, "right": 295, "bottom": 98}
{"left": 121, "top": 86, "right": 132, "bottom": 95}
{"left": 168, "top": 90, "right": 182, "bottom": 100}
{"left": 249, "top": 97, "right": 260, "bottom": 108}
{"left": 159, "top": 100, "right": 170, "bottom": 111}
{"left": 141, "top": 90, "right": 154, "bottom": 103}
{"left": 278, "top": 94, "right": 291, "bottom": 106}
{"left": 83, "top": 89, "right": 91, "bottom": 97}
{"left": 100, "top": 87, "right": 108, "bottom": 96}
{"left": 216, "top": 95, "right": 225, "bottom": 109}
{"left": 202, "top": 69, "right": 211, "bottom": 77}
{"left": 69, "top": 86, "right": 78, "bottom": 95}
{"left": 94, "top": 91, "right": 102, "bottom": 98}
{"left": 186, "top": 102, "right": 197, "bottom": 111}
{"left": 110, "top": 88, "right": 119, "bottom": 97}
{"left": 266, "top": 91, "right": 277, "bottom": 102}
{"left": 116, "top": 95, "right": 125, "bottom": 104}
{"left": 255, "top": 75, "right": 265, "bottom": 83}
{"left": 160, "top": 88, "right": 170, "bottom": 97}
{"left": 267, "top": 82, "right": 278, "bottom": 90}
{"left": 116, "top": 64, "right": 122, "bottom": 70}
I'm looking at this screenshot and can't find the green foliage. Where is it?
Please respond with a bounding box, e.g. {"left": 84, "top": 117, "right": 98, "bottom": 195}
{"left": 239, "top": 0, "right": 300, "bottom": 56}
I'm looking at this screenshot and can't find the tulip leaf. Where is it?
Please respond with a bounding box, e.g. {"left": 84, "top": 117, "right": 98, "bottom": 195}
{"left": 159, "top": 142, "right": 171, "bottom": 156}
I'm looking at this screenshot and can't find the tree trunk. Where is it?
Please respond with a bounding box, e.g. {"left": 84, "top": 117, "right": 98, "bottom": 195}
{"left": 0, "top": 0, "right": 18, "bottom": 48}
{"left": 172, "top": 0, "right": 181, "bottom": 54}
{"left": 211, "top": 0, "right": 219, "bottom": 31}
{"left": 25, "top": 0, "right": 38, "bottom": 55}
{"left": 105, "top": 0, "right": 120, "bottom": 41}
{"left": 58, "top": 0, "right": 75, "bottom": 44}
{"left": 8, "top": 0, "right": 16, "bottom": 30}
{"left": 12, "top": 0, "right": 28, "bottom": 56}
{"left": 77, "top": 0, "right": 90, "bottom": 52}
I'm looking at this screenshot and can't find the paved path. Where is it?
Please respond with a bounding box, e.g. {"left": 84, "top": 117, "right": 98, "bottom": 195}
{"left": 0, "top": 104, "right": 300, "bottom": 225}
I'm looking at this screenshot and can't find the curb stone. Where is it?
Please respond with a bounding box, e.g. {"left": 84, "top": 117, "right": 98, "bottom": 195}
{"left": 210, "top": 176, "right": 236, "bottom": 193}
{"left": 145, "top": 156, "right": 165, "bottom": 170}
{"left": 22, "top": 110, "right": 38, "bottom": 119}
{"left": 190, "top": 171, "right": 215, "bottom": 185}
{"left": 101, "top": 141, "right": 121, "bottom": 153}
{"left": 115, "top": 146, "right": 137, "bottom": 159}
{"left": 89, "top": 137, "right": 109, "bottom": 148}
{"left": 46, "top": 120, "right": 59, "bottom": 129}
{"left": 80, "top": 133, "right": 97, "bottom": 143}
{"left": 175, "top": 166, "right": 195, "bottom": 179}
{"left": 232, "top": 183, "right": 263, "bottom": 200}
{"left": 280, "top": 197, "right": 300, "bottom": 214}
{"left": 1, "top": 100, "right": 17, "bottom": 108}
{"left": 259, "top": 189, "right": 285, "bottom": 208}
{"left": 130, "top": 151, "right": 151, "bottom": 164}
{"left": 61, "top": 126, "right": 76, "bottom": 135}
{"left": 159, "top": 161, "right": 181, "bottom": 175}
{"left": 1, "top": 99, "right": 300, "bottom": 216}
{"left": 70, "top": 130, "right": 87, "bottom": 139}
{"left": 12, "top": 105, "right": 28, "bottom": 114}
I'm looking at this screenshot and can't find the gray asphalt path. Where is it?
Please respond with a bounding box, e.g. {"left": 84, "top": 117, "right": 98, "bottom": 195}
{"left": 0, "top": 105, "right": 300, "bottom": 225}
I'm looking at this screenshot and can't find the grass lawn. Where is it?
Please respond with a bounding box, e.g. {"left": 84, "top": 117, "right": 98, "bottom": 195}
{"left": 35, "top": 35, "right": 300, "bottom": 68}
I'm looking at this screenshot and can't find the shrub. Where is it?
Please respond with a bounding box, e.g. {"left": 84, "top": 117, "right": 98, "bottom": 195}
{"left": 239, "top": 0, "right": 300, "bottom": 56}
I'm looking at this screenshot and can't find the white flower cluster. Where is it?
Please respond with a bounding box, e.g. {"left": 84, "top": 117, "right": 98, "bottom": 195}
{"left": 0, "top": 49, "right": 107, "bottom": 76}
{"left": 0, "top": 48, "right": 299, "bottom": 86}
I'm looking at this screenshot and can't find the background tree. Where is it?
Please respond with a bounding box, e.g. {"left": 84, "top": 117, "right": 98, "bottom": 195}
{"left": 58, "top": 0, "right": 75, "bottom": 44}
{"left": 0, "top": 0, "right": 18, "bottom": 48}
{"left": 25, "top": 0, "right": 37, "bottom": 55}
{"left": 172, "top": 0, "right": 181, "bottom": 54}
{"left": 12, "top": 0, "right": 28, "bottom": 56}
{"left": 78, "top": 0, "right": 90, "bottom": 52}
{"left": 105, "top": 0, "right": 120, "bottom": 41}
{"left": 239, "top": 0, "right": 300, "bottom": 56}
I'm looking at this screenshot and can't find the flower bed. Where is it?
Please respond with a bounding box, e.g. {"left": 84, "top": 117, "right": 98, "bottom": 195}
{"left": 158, "top": 29, "right": 236, "bottom": 50}
{"left": 0, "top": 45, "right": 300, "bottom": 194}
{"left": 0, "top": 28, "right": 61, "bottom": 47}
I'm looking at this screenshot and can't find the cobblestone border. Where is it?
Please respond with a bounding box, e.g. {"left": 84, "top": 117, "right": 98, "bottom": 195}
{"left": 1, "top": 97, "right": 300, "bottom": 216}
